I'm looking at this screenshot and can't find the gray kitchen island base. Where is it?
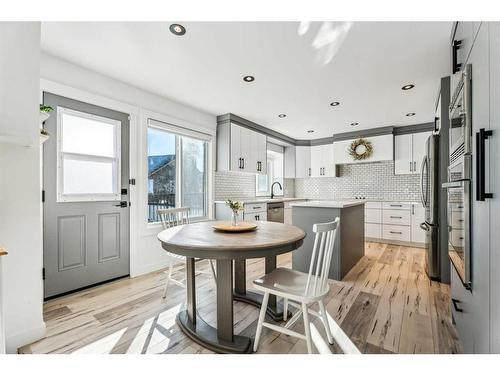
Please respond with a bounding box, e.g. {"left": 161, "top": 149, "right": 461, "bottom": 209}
{"left": 291, "top": 202, "right": 365, "bottom": 280}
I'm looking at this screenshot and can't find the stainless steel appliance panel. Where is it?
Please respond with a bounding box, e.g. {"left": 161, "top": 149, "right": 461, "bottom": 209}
{"left": 267, "top": 202, "right": 284, "bottom": 223}
{"left": 421, "top": 134, "right": 441, "bottom": 280}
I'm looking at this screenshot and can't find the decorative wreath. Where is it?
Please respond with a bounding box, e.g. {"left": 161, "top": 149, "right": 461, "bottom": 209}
{"left": 348, "top": 138, "right": 373, "bottom": 160}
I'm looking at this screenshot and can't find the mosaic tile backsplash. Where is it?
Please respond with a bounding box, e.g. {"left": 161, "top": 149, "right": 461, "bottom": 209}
{"left": 215, "top": 161, "right": 419, "bottom": 202}
{"left": 294, "top": 161, "right": 420, "bottom": 201}
{"left": 214, "top": 171, "right": 295, "bottom": 200}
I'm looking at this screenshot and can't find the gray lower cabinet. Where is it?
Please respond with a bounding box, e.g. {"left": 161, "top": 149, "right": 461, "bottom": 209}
{"left": 450, "top": 265, "right": 473, "bottom": 353}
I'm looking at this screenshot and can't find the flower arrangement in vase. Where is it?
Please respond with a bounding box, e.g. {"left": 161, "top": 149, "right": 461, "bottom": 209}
{"left": 225, "top": 199, "right": 244, "bottom": 226}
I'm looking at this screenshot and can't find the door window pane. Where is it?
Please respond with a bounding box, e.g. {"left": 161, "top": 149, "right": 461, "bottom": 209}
{"left": 147, "top": 127, "right": 177, "bottom": 222}
{"left": 182, "top": 137, "right": 207, "bottom": 218}
{"left": 61, "top": 111, "right": 117, "bottom": 157}
{"left": 63, "top": 157, "right": 115, "bottom": 195}
{"left": 57, "top": 107, "right": 121, "bottom": 202}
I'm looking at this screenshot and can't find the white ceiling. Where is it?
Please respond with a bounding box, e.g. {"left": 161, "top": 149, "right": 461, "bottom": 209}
{"left": 41, "top": 22, "right": 452, "bottom": 140}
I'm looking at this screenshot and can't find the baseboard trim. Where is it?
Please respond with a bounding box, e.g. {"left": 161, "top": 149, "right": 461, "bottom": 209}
{"left": 366, "top": 238, "right": 425, "bottom": 249}
{"left": 7, "top": 321, "right": 46, "bottom": 354}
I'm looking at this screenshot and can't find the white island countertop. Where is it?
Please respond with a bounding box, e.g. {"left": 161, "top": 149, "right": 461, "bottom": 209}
{"left": 290, "top": 200, "right": 366, "bottom": 208}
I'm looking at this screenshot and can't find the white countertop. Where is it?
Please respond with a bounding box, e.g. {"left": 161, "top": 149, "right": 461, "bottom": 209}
{"left": 289, "top": 200, "right": 366, "bottom": 208}
{"left": 214, "top": 197, "right": 308, "bottom": 205}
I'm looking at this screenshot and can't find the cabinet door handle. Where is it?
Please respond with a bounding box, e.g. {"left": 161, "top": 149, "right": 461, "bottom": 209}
{"left": 390, "top": 216, "right": 403, "bottom": 219}
{"left": 390, "top": 204, "right": 402, "bottom": 207}
{"left": 308, "top": 168, "right": 311, "bottom": 177}
{"left": 413, "top": 161, "right": 416, "bottom": 172}
{"left": 452, "top": 298, "right": 463, "bottom": 313}
{"left": 390, "top": 231, "right": 402, "bottom": 234}
{"left": 452, "top": 39, "right": 462, "bottom": 74}
{"left": 242, "top": 158, "right": 245, "bottom": 169}
{"left": 409, "top": 161, "right": 412, "bottom": 172}
{"left": 476, "top": 128, "right": 493, "bottom": 201}
{"left": 239, "top": 158, "right": 243, "bottom": 169}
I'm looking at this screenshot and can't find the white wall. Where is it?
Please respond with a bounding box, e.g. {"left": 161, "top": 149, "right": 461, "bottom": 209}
{"left": 40, "top": 53, "right": 217, "bottom": 278}
{"left": 0, "top": 22, "right": 45, "bottom": 353}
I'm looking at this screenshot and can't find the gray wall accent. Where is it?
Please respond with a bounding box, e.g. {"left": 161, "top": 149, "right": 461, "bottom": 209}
{"left": 217, "top": 113, "right": 296, "bottom": 145}
{"left": 217, "top": 113, "right": 434, "bottom": 146}
{"left": 294, "top": 160, "right": 420, "bottom": 201}
{"left": 331, "top": 126, "right": 394, "bottom": 142}
{"left": 267, "top": 142, "right": 284, "bottom": 153}
{"left": 393, "top": 122, "right": 435, "bottom": 135}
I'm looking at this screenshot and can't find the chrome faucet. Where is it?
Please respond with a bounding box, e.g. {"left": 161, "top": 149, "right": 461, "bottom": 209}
{"left": 270, "top": 181, "right": 283, "bottom": 199}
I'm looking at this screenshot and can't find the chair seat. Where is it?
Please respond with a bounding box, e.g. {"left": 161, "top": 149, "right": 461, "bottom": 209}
{"left": 253, "top": 267, "right": 328, "bottom": 302}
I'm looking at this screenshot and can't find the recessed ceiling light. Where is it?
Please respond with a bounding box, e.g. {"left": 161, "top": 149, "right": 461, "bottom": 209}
{"left": 278, "top": 114, "right": 286, "bottom": 118}
{"left": 406, "top": 112, "right": 416, "bottom": 117}
{"left": 169, "top": 24, "right": 186, "bottom": 36}
{"left": 402, "top": 84, "right": 415, "bottom": 90}
{"left": 307, "top": 130, "right": 314, "bottom": 133}
{"left": 350, "top": 122, "right": 359, "bottom": 126}
{"left": 243, "top": 75, "right": 255, "bottom": 82}
{"left": 330, "top": 101, "right": 340, "bottom": 106}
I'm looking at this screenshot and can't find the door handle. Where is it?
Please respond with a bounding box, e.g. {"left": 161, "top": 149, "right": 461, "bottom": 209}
{"left": 114, "top": 201, "right": 128, "bottom": 208}
{"left": 452, "top": 298, "right": 463, "bottom": 313}
{"left": 452, "top": 40, "right": 462, "bottom": 74}
{"left": 476, "top": 128, "right": 493, "bottom": 201}
{"left": 420, "top": 222, "right": 429, "bottom": 231}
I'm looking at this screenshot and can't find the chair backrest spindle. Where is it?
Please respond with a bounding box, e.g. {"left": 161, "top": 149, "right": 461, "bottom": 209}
{"left": 304, "top": 217, "right": 340, "bottom": 297}
{"left": 157, "top": 207, "right": 191, "bottom": 229}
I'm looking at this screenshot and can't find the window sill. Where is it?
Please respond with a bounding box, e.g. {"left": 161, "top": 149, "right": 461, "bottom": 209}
{"left": 142, "top": 216, "right": 211, "bottom": 237}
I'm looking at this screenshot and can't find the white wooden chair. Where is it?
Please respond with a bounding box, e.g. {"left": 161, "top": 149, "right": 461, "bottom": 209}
{"left": 158, "top": 207, "right": 216, "bottom": 299}
{"left": 253, "top": 217, "right": 341, "bottom": 354}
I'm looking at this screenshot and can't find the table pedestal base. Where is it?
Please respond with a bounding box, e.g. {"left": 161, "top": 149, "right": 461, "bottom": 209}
{"left": 233, "top": 290, "right": 288, "bottom": 322}
{"left": 176, "top": 311, "right": 252, "bottom": 354}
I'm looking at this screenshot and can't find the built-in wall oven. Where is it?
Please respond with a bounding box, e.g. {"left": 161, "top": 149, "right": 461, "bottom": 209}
{"left": 443, "top": 64, "right": 472, "bottom": 289}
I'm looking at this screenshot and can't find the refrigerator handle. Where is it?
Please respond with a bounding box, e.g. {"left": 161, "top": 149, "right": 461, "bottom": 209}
{"left": 419, "top": 156, "right": 427, "bottom": 207}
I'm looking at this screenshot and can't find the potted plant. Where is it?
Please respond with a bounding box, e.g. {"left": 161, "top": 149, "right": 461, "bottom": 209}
{"left": 225, "top": 199, "right": 244, "bottom": 226}
{"left": 39, "top": 105, "right": 53, "bottom": 124}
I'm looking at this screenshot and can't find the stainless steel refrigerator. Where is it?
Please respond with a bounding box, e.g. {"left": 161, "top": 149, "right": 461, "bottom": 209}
{"left": 419, "top": 134, "right": 440, "bottom": 280}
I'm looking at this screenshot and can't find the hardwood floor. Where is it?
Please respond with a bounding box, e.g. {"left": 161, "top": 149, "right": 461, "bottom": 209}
{"left": 19, "top": 242, "right": 462, "bottom": 354}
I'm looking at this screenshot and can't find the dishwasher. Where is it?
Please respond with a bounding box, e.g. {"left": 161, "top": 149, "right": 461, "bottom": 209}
{"left": 267, "top": 202, "right": 284, "bottom": 223}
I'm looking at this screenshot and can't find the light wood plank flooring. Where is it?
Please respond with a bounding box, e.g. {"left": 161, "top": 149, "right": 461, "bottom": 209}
{"left": 19, "top": 242, "right": 462, "bottom": 354}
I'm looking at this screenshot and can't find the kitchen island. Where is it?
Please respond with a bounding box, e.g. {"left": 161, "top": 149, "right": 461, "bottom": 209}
{"left": 290, "top": 200, "right": 365, "bottom": 280}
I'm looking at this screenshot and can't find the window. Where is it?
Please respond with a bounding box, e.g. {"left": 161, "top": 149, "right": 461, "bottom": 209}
{"left": 255, "top": 149, "right": 284, "bottom": 197}
{"left": 147, "top": 120, "right": 209, "bottom": 223}
{"left": 57, "top": 107, "right": 121, "bottom": 202}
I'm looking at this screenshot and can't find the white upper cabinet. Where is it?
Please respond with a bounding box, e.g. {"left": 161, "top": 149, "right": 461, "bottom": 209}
{"left": 310, "top": 145, "right": 323, "bottom": 177}
{"left": 295, "top": 146, "right": 311, "bottom": 178}
{"left": 394, "top": 134, "right": 413, "bottom": 175}
{"left": 333, "top": 134, "right": 393, "bottom": 165}
{"left": 321, "top": 143, "right": 336, "bottom": 177}
{"left": 217, "top": 122, "right": 267, "bottom": 174}
{"left": 412, "top": 132, "right": 431, "bottom": 174}
{"left": 308, "top": 143, "right": 335, "bottom": 177}
{"left": 394, "top": 131, "right": 431, "bottom": 175}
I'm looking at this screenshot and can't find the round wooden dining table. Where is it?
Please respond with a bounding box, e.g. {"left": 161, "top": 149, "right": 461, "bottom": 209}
{"left": 157, "top": 220, "right": 306, "bottom": 354}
